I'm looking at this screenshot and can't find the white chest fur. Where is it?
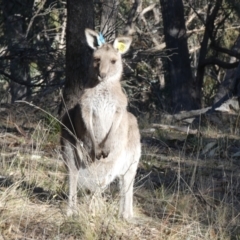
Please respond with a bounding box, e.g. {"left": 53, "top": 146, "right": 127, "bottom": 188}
{"left": 83, "top": 83, "right": 118, "bottom": 143}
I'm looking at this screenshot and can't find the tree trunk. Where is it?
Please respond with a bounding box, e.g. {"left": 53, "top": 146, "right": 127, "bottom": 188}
{"left": 100, "top": 0, "right": 119, "bottom": 41}
{"left": 195, "top": 0, "right": 223, "bottom": 107}
{"left": 60, "top": 0, "right": 94, "bottom": 115}
{"left": 159, "top": 0, "right": 199, "bottom": 112}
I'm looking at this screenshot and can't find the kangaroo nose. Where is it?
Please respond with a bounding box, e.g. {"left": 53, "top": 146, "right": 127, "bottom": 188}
{"left": 99, "top": 72, "right": 107, "bottom": 79}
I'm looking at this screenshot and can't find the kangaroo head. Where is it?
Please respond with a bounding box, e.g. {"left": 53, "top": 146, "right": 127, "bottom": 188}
{"left": 85, "top": 28, "right": 132, "bottom": 82}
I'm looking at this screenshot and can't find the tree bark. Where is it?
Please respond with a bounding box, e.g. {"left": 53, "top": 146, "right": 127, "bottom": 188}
{"left": 60, "top": 0, "right": 94, "bottom": 115}
{"left": 159, "top": 0, "right": 199, "bottom": 112}
{"left": 195, "top": 0, "right": 223, "bottom": 107}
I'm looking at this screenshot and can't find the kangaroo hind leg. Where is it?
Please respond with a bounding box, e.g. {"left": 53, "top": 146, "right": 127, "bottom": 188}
{"left": 118, "top": 160, "right": 138, "bottom": 219}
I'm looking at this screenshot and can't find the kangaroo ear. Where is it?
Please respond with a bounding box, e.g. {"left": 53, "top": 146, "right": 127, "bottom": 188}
{"left": 85, "top": 28, "right": 99, "bottom": 49}
{"left": 113, "top": 36, "right": 132, "bottom": 54}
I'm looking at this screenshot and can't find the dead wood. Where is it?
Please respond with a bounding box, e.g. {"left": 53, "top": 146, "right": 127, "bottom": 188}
{"left": 160, "top": 95, "right": 239, "bottom": 125}
{"left": 161, "top": 107, "right": 211, "bottom": 123}
{"left": 152, "top": 124, "right": 198, "bottom": 135}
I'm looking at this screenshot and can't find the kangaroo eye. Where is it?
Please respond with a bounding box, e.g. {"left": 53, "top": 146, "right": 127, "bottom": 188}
{"left": 111, "top": 59, "right": 116, "bottom": 64}
{"left": 94, "top": 57, "right": 100, "bottom": 63}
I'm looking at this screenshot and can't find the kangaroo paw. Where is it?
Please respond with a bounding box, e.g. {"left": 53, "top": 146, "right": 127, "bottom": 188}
{"left": 101, "top": 150, "right": 109, "bottom": 159}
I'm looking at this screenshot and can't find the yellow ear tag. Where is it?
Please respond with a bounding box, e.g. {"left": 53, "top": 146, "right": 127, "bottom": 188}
{"left": 117, "top": 42, "right": 126, "bottom": 53}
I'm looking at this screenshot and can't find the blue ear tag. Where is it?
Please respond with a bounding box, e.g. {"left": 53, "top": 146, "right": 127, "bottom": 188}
{"left": 97, "top": 33, "right": 105, "bottom": 46}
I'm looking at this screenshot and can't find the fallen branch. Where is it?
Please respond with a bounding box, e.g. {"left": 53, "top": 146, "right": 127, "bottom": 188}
{"left": 162, "top": 107, "right": 211, "bottom": 123}
{"left": 152, "top": 124, "right": 198, "bottom": 135}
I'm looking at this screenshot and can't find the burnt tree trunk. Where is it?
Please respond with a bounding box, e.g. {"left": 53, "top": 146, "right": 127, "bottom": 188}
{"left": 159, "top": 0, "right": 199, "bottom": 112}
{"left": 195, "top": 0, "right": 223, "bottom": 107}
{"left": 60, "top": 0, "right": 94, "bottom": 115}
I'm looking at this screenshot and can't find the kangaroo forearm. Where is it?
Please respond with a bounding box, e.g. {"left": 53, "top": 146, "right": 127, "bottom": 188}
{"left": 81, "top": 107, "right": 96, "bottom": 161}
{"left": 100, "top": 111, "right": 125, "bottom": 151}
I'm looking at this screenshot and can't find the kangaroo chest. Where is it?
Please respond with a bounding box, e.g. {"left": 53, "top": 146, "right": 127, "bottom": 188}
{"left": 93, "top": 89, "right": 116, "bottom": 136}
{"left": 93, "top": 87, "right": 116, "bottom": 114}
{"left": 82, "top": 85, "right": 119, "bottom": 142}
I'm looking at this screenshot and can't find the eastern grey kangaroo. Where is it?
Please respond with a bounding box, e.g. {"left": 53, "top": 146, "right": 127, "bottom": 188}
{"left": 61, "top": 28, "right": 141, "bottom": 219}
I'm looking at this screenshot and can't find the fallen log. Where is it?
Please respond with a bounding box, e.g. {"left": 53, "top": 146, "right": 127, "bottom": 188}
{"left": 161, "top": 97, "right": 239, "bottom": 124}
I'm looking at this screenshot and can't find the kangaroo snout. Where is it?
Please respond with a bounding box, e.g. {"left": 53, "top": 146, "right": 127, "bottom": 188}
{"left": 98, "top": 62, "right": 108, "bottom": 80}
{"left": 98, "top": 72, "right": 107, "bottom": 81}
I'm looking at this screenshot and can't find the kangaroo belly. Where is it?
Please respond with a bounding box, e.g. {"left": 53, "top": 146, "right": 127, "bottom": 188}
{"left": 77, "top": 151, "right": 127, "bottom": 192}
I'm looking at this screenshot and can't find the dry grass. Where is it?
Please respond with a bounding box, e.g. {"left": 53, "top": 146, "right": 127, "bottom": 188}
{"left": 1, "top": 110, "right": 240, "bottom": 239}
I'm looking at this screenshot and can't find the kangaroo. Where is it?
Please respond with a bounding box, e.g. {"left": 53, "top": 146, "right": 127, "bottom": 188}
{"left": 61, "top": 28, "right": 141, "bottom": 219}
